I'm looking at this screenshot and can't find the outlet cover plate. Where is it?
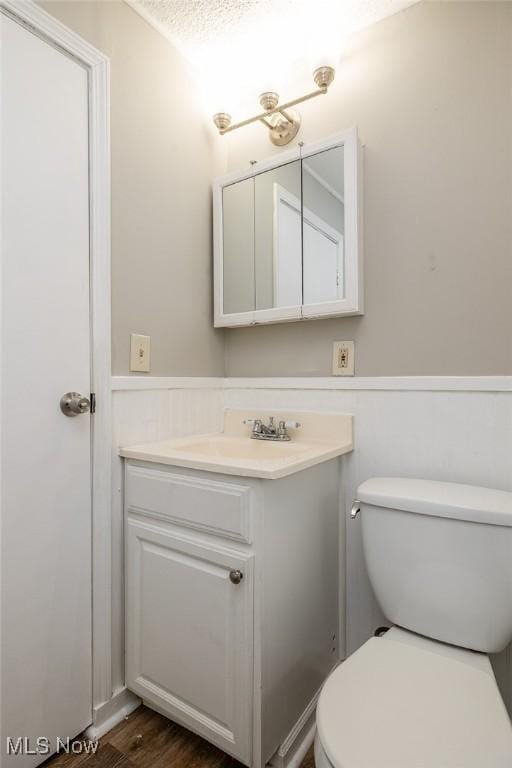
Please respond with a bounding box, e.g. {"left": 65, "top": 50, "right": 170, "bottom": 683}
{"left": 130, "top": 333, "right": 151, "bottom": 372}
{"left": 332, "top": 341, "right": 355, "bottom": 376}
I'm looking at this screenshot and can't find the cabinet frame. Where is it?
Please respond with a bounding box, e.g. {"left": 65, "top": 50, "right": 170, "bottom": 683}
{"left": 213, "top": 126, "right": 363, "bottom": 328}
{"left": 124, "top": 459, "right": 342, "bottom": 768}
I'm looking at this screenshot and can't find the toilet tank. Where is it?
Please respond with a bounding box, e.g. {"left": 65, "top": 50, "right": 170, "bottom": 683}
{"left": 357, "top": 478, "right": 512, "bottom": 653}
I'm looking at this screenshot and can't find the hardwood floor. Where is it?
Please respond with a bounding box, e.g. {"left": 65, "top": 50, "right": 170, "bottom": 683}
{"left": 43, "top": 706, "right": 316, "bottom": 768}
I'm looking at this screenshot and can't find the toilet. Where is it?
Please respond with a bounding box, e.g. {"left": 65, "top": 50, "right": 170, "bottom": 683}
{"left": 315, "top": 477, "right": 512, "bottom": 768}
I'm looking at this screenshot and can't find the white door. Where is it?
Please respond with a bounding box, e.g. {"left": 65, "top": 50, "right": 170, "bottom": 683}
{"left": 303, "top": 219, "right": 344, "bottom": 305}
{"left": 273, "top": 184, "right": 344, "bottom": 309}
{"left": 274, "top": 197, "right": 302, "bottom": 308}
{"left": 125, "top": 518, "right": 254, "bottom": 765}
{"left": 273, "top": 185, "right": 302, "bottom": 308}
{"left": 1, "top": 12, "right": 92, "bottom": 766}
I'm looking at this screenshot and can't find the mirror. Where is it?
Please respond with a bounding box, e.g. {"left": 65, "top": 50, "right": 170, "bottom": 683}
{"left": 255, "top": 159, "right": 302, "bottom": 311}
{"left": 302, "top": 145, "right": 344, "bottom": 306}
{"left": 214, "top": 128, "right": 362, "bottom": 327}
{"left": 222, "top": 160, "right": 302, "bottom": 315}
{"left": 222, "top": 178, "right": 254, "bottom": 315}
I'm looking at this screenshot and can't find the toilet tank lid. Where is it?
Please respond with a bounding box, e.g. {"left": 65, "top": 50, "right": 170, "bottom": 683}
{"left": 357, "top": 477, "right": 512, "bottom": 527}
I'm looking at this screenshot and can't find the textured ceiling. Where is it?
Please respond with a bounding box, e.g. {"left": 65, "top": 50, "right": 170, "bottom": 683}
{"left": 136, "top": 0, "right": 271, "bottom": 50}
{"left": 133, "top": 0, "right": 418, "bottom": 62}
{"left": 129, "top": 0, "right": 419, "bottom": 113}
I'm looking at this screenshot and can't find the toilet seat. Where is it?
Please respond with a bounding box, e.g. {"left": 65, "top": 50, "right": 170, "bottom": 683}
{"left": 316, "top": 628, "right": 512, "bottom": 768}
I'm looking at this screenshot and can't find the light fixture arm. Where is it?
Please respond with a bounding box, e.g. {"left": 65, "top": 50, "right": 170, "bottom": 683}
{"left": 259, "top": 116, "right": 275, "bottom": 130}
{"left": 213, "top": 65, "right": 335, "bottom": 145}
{"left": 219, "top": 84, "right": 326, "bottom": 135}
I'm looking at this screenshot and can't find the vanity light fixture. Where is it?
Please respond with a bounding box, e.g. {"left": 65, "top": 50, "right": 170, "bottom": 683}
{"left": 212, "top": 65, "right": 335, "bottom": 146}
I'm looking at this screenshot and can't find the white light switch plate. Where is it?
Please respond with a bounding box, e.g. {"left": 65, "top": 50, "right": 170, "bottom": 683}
{"left": 332, "top": 341, "right": 355, "bottom": 376}
{"left": 130, "top": 334, "right": 150, "bottom": 372}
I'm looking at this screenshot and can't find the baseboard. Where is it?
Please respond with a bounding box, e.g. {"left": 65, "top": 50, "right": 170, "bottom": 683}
{"left": 267, "top": 689, "right": 319, "bottom": 768}
{"left": 85, "top": 688, "right": 141, "bottom": 740}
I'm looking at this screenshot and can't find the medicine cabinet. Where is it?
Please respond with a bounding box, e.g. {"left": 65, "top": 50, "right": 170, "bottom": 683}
{"left": 213, "top": 127, "right": 363, "bottom": 327}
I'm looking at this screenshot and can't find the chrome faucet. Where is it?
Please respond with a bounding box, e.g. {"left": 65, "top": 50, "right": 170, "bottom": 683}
{"left": 243, "top": 416, "right": 301, "bottom": 441}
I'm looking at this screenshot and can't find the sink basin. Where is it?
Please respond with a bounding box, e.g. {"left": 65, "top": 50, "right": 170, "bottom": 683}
{"left": 120, "top": 410, "right": 353, "bottom": 479}
{"left": 170, "top": 436, "right": 311, "bottom": 461}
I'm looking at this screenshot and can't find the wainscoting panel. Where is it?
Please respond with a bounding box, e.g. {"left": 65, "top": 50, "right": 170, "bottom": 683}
{"left": 224, "top": 384, "right": 512, "bottom": 714}
{"left": 109, "top": 378, "right": 512, "bottom": 719}
{"left": 110, "top": 386, "right": 225, "bottom": 694}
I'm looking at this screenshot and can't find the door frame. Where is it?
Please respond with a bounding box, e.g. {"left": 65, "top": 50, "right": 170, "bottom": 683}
{"left": 0, "top": 0, "right": 112, "bottom": 722}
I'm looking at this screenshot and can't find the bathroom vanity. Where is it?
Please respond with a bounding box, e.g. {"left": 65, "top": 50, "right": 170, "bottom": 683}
{"left": 120, "top": 410, "right": 353, "bottom": 768}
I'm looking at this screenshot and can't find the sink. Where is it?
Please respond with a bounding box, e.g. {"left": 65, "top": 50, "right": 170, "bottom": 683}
{"left": 120, "top": 409, "right": 353, "bottom": 479}
{"left": 170, "top": 436, "right": 311, "bottom": 461}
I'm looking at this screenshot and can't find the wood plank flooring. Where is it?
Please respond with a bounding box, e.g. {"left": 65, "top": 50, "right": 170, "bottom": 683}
{"left": 43, "top": 706, "right": 315, "bottom": 768}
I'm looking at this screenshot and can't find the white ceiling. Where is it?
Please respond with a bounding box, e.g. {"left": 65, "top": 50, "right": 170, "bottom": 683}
{"left": 128, "top": 0, "right": 419, "bottom": 113}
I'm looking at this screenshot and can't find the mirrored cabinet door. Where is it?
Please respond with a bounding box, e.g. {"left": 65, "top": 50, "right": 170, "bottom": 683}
{"left": 222, "top": 178, "right": 255, "bottom": 315}
{"left": 254, "top": 159, "right": 301, "bottom": 311}
{"left": 220, "top": 160, "right": 303, "bottom": 321}
{"left": 302, "top": 145, "right": 345, "bottom": 307}
{"left": 214, "top": 127, "right": 362, "bottom": 327}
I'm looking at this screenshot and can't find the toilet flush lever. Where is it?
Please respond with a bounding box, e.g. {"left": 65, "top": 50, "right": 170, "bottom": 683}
{"left": 350, "top": 500, "right": 361, "bottom": 520}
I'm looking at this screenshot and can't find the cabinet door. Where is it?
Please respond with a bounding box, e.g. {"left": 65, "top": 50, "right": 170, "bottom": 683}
{"left": 126, "top": 517, "right": 254, "bottom": 764}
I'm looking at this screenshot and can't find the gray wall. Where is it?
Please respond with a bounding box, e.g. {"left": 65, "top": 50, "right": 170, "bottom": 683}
{"left": 223, "top": 1, "right": 512, "bottom": 377}
{"left": 41, "top": 0, "right": 225, "bottom": 376}
{"left": 40, "top": 1, "right": 512, "bottom": 378}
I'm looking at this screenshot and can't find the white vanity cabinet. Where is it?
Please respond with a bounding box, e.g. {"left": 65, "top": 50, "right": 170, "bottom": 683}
{"left": 124, "top": 457, "right": 341, "bottom": 768}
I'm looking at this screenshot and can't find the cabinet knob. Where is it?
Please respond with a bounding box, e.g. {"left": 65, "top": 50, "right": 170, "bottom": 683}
{"left": 229, "top": 569, "right": 244, "bottom": 585}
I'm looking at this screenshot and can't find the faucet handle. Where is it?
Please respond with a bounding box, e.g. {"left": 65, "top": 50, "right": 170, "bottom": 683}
{"left": 243, "top": 418, "right": 262, "bottom": 433}
{"left": 277, "top": 419, "right": 301, "bottom": 439}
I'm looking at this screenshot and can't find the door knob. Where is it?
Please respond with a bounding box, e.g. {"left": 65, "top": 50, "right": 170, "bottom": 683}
{"left": 229, "top": 569, "right": 244, "bottom": 585}
{"left": 60, "top": 392, "right": 90, "bottom": 417}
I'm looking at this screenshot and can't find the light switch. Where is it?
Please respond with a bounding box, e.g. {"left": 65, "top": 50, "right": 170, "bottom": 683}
{"left": 130, "top": 334, "right": 150, "bottom": 372}
{"left": 332, "top": 341, "right": 355, "bottom": 376}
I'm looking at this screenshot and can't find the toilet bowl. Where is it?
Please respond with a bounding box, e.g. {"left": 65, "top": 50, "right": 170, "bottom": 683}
{"left": 316, "top": 478, "right": 512, "bottom": 768}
